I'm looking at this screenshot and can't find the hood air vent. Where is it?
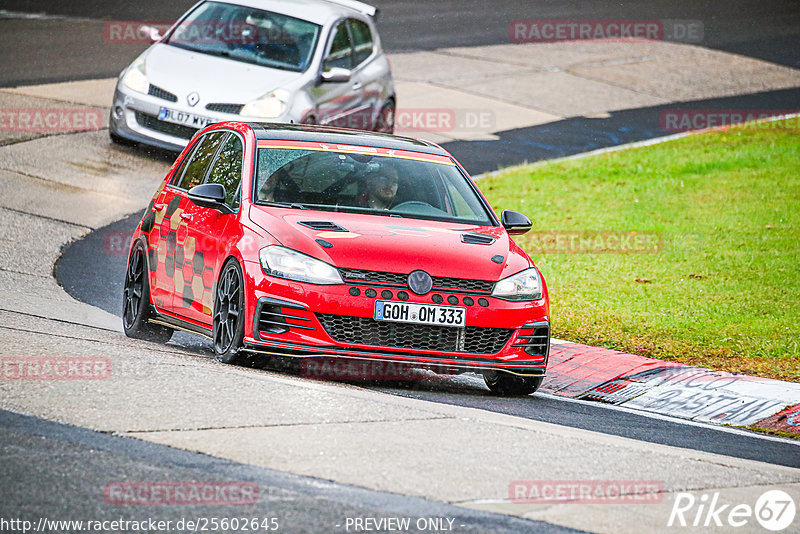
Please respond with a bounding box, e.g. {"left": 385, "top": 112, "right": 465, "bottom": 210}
{"left": 461, "top": 233, "right": 496, "bottom": 245}
{"left": 299, "top": 221, "right": 348, "bottom": 232}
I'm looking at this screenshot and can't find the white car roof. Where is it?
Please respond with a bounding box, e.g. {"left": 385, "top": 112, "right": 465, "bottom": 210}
{"left": 216, "top": 0, "right": 375, "bottom": 26}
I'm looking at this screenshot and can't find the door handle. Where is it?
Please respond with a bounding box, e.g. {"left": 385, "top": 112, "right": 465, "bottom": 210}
{"left": 180, "top": 212, "right": 192, "bottom": 220}
{"left": 153, "top": 203, "right": 165, "bottom": 211}
{"left": 352, "top": 82, "right": 363, "bottom": 90}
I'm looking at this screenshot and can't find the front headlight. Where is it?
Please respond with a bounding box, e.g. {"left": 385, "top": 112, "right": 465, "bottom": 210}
{"left": 259, "top": 246, "right": 343, "bottom": 285}
{"left": 241, "top": 90, "right": 291, "bottom": 119}
{"left": 121, "top": 53, "right": 148, "bottom": 94}
{"left": 492, "top": 268, "right": 543, "bottom": 301}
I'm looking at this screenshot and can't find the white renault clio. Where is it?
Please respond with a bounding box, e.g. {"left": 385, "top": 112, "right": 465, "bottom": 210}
{"left": 110, "top": 0, "right": 395, "bottom": 151}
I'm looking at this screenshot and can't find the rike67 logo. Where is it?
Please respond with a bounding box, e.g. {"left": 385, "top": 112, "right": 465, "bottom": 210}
{"left": 668, "top": 490, "right": 796, "bottom": 531}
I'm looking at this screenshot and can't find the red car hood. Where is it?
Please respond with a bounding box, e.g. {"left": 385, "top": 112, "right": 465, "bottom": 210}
{"left": 248, "top": 206, "right": 532, "bottom": 281}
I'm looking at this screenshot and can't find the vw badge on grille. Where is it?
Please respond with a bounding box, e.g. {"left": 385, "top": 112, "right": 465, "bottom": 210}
{"left": 408, "top": 270, "right": 433, "bottom": 295}
{"left": 187, "top": 91, "right": 200, "bottom": 107}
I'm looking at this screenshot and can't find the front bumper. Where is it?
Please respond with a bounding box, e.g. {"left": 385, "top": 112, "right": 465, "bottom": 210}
{"left": 109, "top": 83, "right": 290, "bottom": 151}
{"left": 240, "top": 260, "right": 550, "bottom": 376}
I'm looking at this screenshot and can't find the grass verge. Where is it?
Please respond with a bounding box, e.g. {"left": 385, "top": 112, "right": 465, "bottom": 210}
{"left": 482, "top": 118, "right": 800, "bottom": 381}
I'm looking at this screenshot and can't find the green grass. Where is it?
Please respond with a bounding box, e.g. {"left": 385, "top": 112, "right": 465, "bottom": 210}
{"left": 482, "top": 119, "right": 800, "bottom": 381}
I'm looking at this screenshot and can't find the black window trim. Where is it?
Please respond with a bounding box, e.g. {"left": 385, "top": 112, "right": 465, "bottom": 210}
{"left": 346, "top": 18, "right": 375, "bottom": 70}
{"left": 204, "top": 129, "right": 246, "bottom": 213}
{"left": 167, "top": 129, "right": 246, "bottom": 214}
{"left": 168, "top": 136, "right": 202, "bottom": 188}
{"left": 321, "top": 17, "right": 355, "bottom": 72}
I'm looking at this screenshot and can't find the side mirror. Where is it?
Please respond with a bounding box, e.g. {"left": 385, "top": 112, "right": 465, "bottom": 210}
{"left": 138, "top": 25, "right": 163, "bottom": 43}
{"left": 188, "top": 184, "right": 232, "bottom": 213}
{"left": 319, "top": 67, "right": 351, "bottom": 84}
{"left": 501, "top": 210, "right": 532, "bottom": 235}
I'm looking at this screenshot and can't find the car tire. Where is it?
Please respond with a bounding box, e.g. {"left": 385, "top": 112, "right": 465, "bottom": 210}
{"left": 375, "top": 100, "right": 395, "bottom": 134}
{"left": 122, "top": 241, "right": 174, "bottom": 343}
{"left": 483, "top": 370, "right": 543, "bottom": 396}
{"left": 213, "top": 259, "right": 247, "bottom": 364}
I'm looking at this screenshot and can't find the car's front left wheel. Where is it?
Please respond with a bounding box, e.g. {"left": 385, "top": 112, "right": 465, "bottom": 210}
{"left": 483, "top": 370, "right": 543, "bottom": 396}
{"left": 122, "top": 242, "right": 174, "bottom": 343}
{"left": 213, "top": 259, "right": 247, "bottom": 364}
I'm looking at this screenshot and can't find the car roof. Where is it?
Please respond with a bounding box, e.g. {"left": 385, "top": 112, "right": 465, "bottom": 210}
{"left": 249, "top": 123, "right": 450, "bottom": 156}
{"left": 215, "top": 0, "right": 374, "bottom": 25}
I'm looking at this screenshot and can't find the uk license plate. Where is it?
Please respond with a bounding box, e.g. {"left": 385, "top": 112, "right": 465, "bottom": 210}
{"left": 158, "top": 107, "right": 213, "bottom": 128}
{"left": 374, "top": 300, "right": 466, "bottom": 327}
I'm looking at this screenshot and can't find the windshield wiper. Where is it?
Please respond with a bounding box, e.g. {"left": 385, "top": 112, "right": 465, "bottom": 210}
{"left": 261, "top": 201, "right": 307, "bottom": 209}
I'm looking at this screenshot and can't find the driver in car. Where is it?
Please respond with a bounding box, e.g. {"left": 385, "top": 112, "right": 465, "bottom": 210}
{"left": 360, "top": 166, "right": 399, "bottom": 210}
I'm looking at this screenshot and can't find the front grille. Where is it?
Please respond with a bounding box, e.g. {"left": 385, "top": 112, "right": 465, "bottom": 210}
{"left": 339, "top": 269, "right": 494, "bottom": 293}
{"left": 317, "top": 314, "right": 513, "bottom": 354}
{"left": 433, "top": 276, "right": 494, "bottom": 293}
{"left": 206, "top": 103, "right": 244, "bottom": 114}
{"left": 135, "top": 111, "right": 197, "bottom": 140}
{"left": 148, "top": 84, "right": 178, "bottom": 102}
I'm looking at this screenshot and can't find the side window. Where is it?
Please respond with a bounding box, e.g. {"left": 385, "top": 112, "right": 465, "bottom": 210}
{"left": 175, "top": 132, "right": 227, "bottom": 190}
{"left": 348, "top": 19, "right": 373, "bottom": 66}
{"left": 169, "top": 143, "right": 198, "bottom": 187}
{"left": 322, "top": 22, "right": 353, "bottom": 71}
{"left": 206, "top": 133, "right": 244, "bottom": 209}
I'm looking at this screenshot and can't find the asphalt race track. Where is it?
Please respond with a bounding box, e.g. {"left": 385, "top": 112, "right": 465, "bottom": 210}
{"left": 3, "top": 1, "right": 800, "bottom": 532}
{"left": 1, "top": 410, "right": 581, "bottom": 534}
{"left": 18, "top": 0, "right": 800, "bottom": 470}
{"left": 2, "top": 0, "right": 799, "bottom": 87}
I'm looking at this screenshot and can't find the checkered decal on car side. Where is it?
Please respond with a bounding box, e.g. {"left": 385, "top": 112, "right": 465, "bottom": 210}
{"left": 147, "top": 196, "right": 215, "bottom": 315}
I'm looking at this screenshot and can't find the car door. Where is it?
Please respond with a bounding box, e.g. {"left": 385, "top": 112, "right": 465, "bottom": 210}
{"left": 178, "top": 131, "right": 244, "bottom": 325}
{"left": 313, "top": 20, "right": 363, "bottom": 128}
{"left": 146, "top": 138, "right": 199, "bottom": 314}
{"left": 346, "top": 18, "right": 383, "bottom": 128}
{"left": 151, "top": 131, "right": 227, "bottom": 317}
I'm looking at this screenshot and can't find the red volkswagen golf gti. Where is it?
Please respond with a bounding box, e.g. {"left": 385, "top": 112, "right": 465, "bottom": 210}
{"left": 123, "top": 122, "right": 550, "bottom": 395}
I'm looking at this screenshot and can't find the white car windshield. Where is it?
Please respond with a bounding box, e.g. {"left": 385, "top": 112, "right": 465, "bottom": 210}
{"left": 167, "top": 1, "right": 321, "bottom": 72}
{"left": 254, "top": 145, "right": 495, "bottom": 225}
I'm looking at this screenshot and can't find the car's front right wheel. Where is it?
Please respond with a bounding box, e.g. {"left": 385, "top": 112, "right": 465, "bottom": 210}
{"left": 483, "top": 370, "right": 543, "bottom": 396}
{"left": 213, "top": 259, "right": 247, "bottom": 364}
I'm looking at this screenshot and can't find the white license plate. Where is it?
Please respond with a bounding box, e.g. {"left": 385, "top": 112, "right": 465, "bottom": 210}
{"left": 158, "top": 107, "right": 213, "bottom": 128}
{"left": 374, "top": 300, "right": 466, "bottom": 327}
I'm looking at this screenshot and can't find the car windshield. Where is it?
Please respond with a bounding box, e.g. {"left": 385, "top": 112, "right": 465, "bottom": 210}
{"left": 166, "top": 1, "right": 320, "bottom": 72}
{"left": 254, "top": 143, "right": 495, "bottom": 225}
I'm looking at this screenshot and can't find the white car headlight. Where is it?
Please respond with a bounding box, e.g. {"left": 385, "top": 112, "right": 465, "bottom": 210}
{"left": 492, "top": 268, "right": 543, "bottom": 301}
{"left": 259, "top": 246, "right": 342, "bottom": 285}
{"left": 241, "top": 90, "right": 291, "bottom": 119}
{"left": 121, "top": 53, "right": 148, "bottom": 94}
